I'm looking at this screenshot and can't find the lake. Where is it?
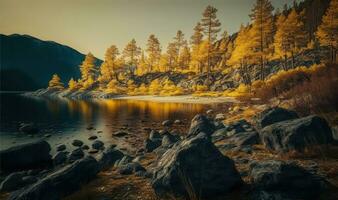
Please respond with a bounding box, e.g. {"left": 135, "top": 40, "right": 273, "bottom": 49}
{"left": 0, "top": 92, "right": 230, "bottom": 154}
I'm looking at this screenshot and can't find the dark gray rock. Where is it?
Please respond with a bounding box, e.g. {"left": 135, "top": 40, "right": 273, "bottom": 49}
{"left": 152, "top": 133, "right": 243, "bottom": 198}
{"left": 0, "top": 140, "right": 52, "bottom": 172}
{"left": 9, "top": 156, "right": 100, "bottom": 200}
{"left": 149, "top": 130, "right": 161, "bottom": 141}
{"left": 112, "top": 131, "right": 128, "bottom": 137}
{"left": 56, "top": 144, "right": 66, "bottom": 152}
{"left": 53, "top": 152, "right": 68, "bottom": 166}
{"left": 144, "top": 138, "right": 161, "bottom": 152}
{"left": 98, "top": 147, "right": 124, "bottom": 170}
{"left": 71, "top": 140, "right": 83, "bottom": 147}
{"left": 0, "top": 172, "right": 27, "bottom": 192}
{"left": 174, "top": 119, "right": 182, "bottom": 124}
{"left": 82, "top": 145, "right": 90, "bottom": 150}
{"left": 249, "top": 160, "right": 323, "bottom": 200}
{"left": 187, "top": 114, "right": 215, "bottom": 137}
{"left": 88, "top": 135, "right": 98, "bottom": 140}
{"left": 19, "top": 123, "right": 39, "bottom": 134}
{"left": 161, "top": 133, "right": 180, "bottom": 147}
{"left": 21, "top": 176, "right": 38, "bottom": 185}
{"left": 256, "top": 107, "right": 299, "bottom": 128}
{"left": 118, "top": 162, "right": 146, "bottom": 175}
{"left": 211, "top": 128, "right": 228, "bottom": 142}
{"left": 227, "top": 131, "right": 260, "bottom": 147}
{"left": 92, "top": 140, "right": 104, "bottom": 150}
{"left": 68, "top": 148, "right": 84, "bottom": 162}
{"left": 114, "top": 155, "right": 134, "bottom": 167}
{"left": 261, "top": 115, "right": 333, "bottom": 152}
{"left": 162, "top": 120, "right": 173, "bottom": 127}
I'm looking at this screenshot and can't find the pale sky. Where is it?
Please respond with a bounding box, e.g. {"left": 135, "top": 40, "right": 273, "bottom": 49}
{"left": 0, "top": 0, "right": 297, "bottom": 59}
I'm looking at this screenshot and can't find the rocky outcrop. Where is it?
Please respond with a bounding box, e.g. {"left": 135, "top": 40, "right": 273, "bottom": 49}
{"left": 187, "top": 114, "right": 215, "bottom": 137}
{"left": 97, "top": 146, "right": 124, "bottom": 170}
{"left": 249, "top": 160, "right": 324, "bottom": 200}
{"left": 151, "top": 132, "right": 242, "bottom": 198}
{"left": 0, "top": 140, "right": 52, "bottom": 172}
{"left": 9, "top": 156, "right": 100, "bottom": 200}
{"left": 255, "top": 107, "right": 299, "bottom": 128}
{"left": 261, "top": 115, "right": 333, "bottom": 152}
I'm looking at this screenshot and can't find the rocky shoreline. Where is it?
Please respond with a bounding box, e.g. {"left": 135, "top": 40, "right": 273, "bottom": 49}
{"left": 23, "top": 88, "right": 239, "bottom": 104}
{"left": 0, "top": 107, "right": 337, "bottom": 200}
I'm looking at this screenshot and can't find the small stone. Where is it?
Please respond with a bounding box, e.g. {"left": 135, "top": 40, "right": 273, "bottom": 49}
{"left": 88, "top": 135, "right": 98, "bottom": 140}
{"left": 112, "top": 131, "right": 128, "bottom": 137}
{"left": 56, "top": 144, "right": 66, "bottom": 151}
{"left": 88, "top": 149, "right": 99, "bottom": 154}
{"left": 72, "top": 139, "right": 83, "bottom": 147}
{"left": 162, "top": 120, "right": 173, "bottom": 127}
{"left": 92, "top": 140, "right": 104, "bottom": 150}
{"left": 82, "top": 145, "right": 90, "bottom": 150}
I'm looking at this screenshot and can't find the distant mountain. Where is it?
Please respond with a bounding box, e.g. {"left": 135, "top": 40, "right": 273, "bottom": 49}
{"left": 0, "top": 34, "right": 101, "bottom": 91}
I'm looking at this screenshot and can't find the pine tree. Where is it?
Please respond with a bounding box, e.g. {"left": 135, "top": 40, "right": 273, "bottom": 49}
{"left": 178, "top": 45, "right": 191, "bottom": 70}
{"left": 166, "top": 42, "right": 179, "bottom": 71}
{"left": 99, "top": 45, "right": 120, "bottom": 84}
{"left": 136, "top": 51, "right": 148, "bottom": 75}
{"left": 48, "top": 74, "right": 64, "bottom": 90}
{"left": 250, "top": 0, "right": 274, "bottom": 80}
{"left": 146, "top": 34, "right": 161, "bottom": 71}
{"left": 200, "top": 5, "right": 221, "bottom": 77}
{"left": 123, "top": 39, "right": 141, "bottom": 74}
{"left": 159, "top": 54, "right": 170, "bottom": 72}
{"left": 217, "top": 30, "right": 233, "bottom": 70}
{"left": 80, "top": 53, "right": 97, "bottom": 82}
{"left": 68, "top": 78, "right": 77, "bottom": 90}
{"left": 189, "top": 40, "right": 209, "bottom": 74}
{"left": 316, "top": 0, "right": 338, "bottom": 63}
{"left": 190, "top": 22, "right": 204, "bottom": 46}
{"left": 276, "top": 9, "right": 307, "bottom": 69}
{"left": 274, "top": 13, "right": 289, "bottom": 70}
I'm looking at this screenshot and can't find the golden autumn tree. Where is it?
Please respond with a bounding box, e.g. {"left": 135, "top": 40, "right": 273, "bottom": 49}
{"left": 136, "top": 51, "right": 148, "bottom": 75}
{"left": 80, "top": 53, "right": 97, "bottom": 83}
{"left": 250, "top": 0, "right": 274, "bottom": 80}
{"left": 173, "top": 30, "right": 187, "bottom": 71}
{"left": 178, "top": 44, "right": 191, "bottom": 71}
{"left": 68, "top": 78, "right": 78, "bottom": 90}
{"left": 190, "top": 40, "right": 209, "bottom": 74}
{"left": 123, "top": 39, "right": 141, "bottom": 75}
{"left": 99, "top": 45, "right": 120, "bottom": 85}
{"left": 48, "top": 74, "right": 64, "bottom": 90}
{"left": 217, "top": 30, "right": 233, "bottom": 70}
{"left": 166, "top": 42, "right": 179, "bottom": 71}
{"left": 275, "top": 9, "right": 307, "bottom": 69}
{"left": 190, "top": 22, "right": 204, "bottom": 74}
{"left": 158, "top": 54, "right": 170, "bottom": 72}
{"left": 316, "top": 0, "right": 338, "bottom": 63}
{"left": 146, "top": 34, "right": 161, "bottom": 72}
{"left": 200, "top": 5, "right": 221, "bottom": 77}
{"left": 227, "top": 24, "right": 254, "bottom": 85}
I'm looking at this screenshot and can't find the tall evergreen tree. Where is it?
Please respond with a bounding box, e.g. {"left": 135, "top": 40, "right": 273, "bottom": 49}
{"left": 123, "top": 39, "right": 141, "bottom": 74}
{"left": 250, "top": 0, "right": 274, "bottom": 80}
{"left": 146, "top": 34, "right": 161, "bottom": 71}
{"left": 200, "top": 5, "right": 221, "bottom": 77}
{"left": 99, "top": 45, "right": 120, "bottom": 84}
{"left": 316, "top": 0, "right": 338, "bottom": 63}
{"left": 166, "top": 42, "right": 179, "bottom": 71}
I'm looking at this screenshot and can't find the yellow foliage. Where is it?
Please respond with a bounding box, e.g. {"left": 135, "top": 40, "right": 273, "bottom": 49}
{"left": 148, "top": 79, "right": 162, "bottom": 95}
{"left": 48, "top": 74, "right": 64, "bottom": 90}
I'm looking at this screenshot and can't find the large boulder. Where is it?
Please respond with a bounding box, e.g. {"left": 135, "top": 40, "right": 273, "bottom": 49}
{"left": 9, "top": 156, "right": 100, "bottom": 200}
{"left": 98, "top": 147, "right": 124, "bottom": 170}
{"left": 249, "top": 160, "right": 323, "bottom": 199}
{"left": 0, "top": 140, "right": 52, "bottom": 172}
{"left": 151, "top": 133, "right": 243, "bottom": 198}
{"left": 255, "top": 107, "right": 299, "bottom": 128}
{"left": 187, "top": 114, "right": 215, "bottom": 137}
{"left": 261, "top": 115, "right": 333, "bottom": 152}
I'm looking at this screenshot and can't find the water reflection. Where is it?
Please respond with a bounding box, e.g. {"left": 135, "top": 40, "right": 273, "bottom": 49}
{"left": 0, "top": 93, "right": 229, "bottom": 152}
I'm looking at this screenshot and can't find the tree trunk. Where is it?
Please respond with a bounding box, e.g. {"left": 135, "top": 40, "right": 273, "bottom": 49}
{"left": 284, "top": 54, "right": 288, "bottom": 70}
{"left": 291, "top": 51, "right": 295, "bottom": 69}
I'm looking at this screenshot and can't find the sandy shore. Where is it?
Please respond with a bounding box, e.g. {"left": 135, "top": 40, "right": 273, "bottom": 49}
{"left": 111, "top": 95, "right": 239, "bottom": 104}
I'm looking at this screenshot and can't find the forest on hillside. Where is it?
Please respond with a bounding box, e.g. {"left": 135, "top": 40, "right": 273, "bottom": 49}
{"left": 46, "top": 0, "right": 337, "bottom": 113}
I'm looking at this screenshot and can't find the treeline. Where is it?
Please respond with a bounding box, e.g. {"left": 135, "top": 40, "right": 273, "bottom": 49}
{"left": 49, "top": 0, "right": 337, "bottom": 93}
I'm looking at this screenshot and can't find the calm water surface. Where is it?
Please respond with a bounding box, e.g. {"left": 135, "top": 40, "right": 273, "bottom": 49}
{"left": 0, "top": 92, "right": 230, "bottom": 153}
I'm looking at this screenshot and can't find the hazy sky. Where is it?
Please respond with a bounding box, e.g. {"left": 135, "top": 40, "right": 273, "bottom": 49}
{"left": 0, "top": 0, "right": 296, "bottom": 59}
